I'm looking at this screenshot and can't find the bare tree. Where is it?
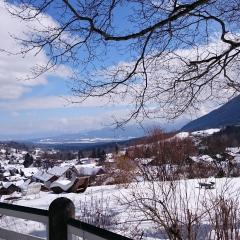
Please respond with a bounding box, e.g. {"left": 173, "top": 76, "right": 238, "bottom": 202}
{"left": 119, "top": 178, "right": 240, "bottom": 239}
{"left": 4, "top": 0, "right": 240, "bottom": 124}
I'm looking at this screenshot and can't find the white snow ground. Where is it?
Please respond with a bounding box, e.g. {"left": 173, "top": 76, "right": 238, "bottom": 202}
{"left": 1, "top": 177, "right": 240, "bottom": 239}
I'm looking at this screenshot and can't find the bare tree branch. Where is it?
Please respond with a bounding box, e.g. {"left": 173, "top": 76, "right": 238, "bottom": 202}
{"left": 4, "top": 0, "right": 240, "bottom": 124}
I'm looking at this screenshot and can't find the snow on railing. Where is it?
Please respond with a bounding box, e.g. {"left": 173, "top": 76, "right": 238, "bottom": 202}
{"left": 0, "top": 202, "right": 48, "bottom": 240}
{"left": 0, "top": 198, "right": 132, "bottom": 240}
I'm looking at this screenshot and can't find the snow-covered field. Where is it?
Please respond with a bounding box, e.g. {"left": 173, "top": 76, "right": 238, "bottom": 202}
{"left": 1, "top": 177, "right": 240, "bottom": 239}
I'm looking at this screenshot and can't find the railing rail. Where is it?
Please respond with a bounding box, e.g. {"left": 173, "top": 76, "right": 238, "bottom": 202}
{"left": 0, "top": 202, "right": 48, "bottom": 223}
{"left": 68, "top": 218, "right": 132, "bottom": 240}
{"left": 0, "top": 198, "right": 132, "bottom": 240}
{"left": 0, "top": 227, "right": 45, "bottom": 240}
{"left": 0, "top": 202, "right": 48, "bottom": 240}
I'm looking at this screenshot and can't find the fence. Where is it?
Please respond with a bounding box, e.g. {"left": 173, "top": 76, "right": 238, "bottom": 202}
{"left": 0, "top": 197, "right": 132, "bottom": 240}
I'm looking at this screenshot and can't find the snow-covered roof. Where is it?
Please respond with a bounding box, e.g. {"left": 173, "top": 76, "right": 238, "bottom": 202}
{"left": 50, "top": 178, "right": 75, "bottom": 191}
{"left": 47, "top": 166, "right": 70, "bottom": 177}
{"left": 75, "top": 164, "right": 103, "bottom": 176}
{"left": 3, "top": 171, "right": 10, "bottom": 177}
{"left": 189, "top": 156, "right": 198, "bottom": 162}
{"left": 192, "top": 128, "right": 220, "bottom": 136}
{"left": 15, "top": 179, "right": 25, "bottom": 187}
{"left": 54, "top": 179, "right": 71, "bottom": 185}
{"left": 227, "top": 147, "right": 240, "bottom": 154}
{"left": 21, "top": 168, "right": 38, "bottom": 177}
{"left": 60, "top": 161, "right": 77, "bottom": 167}
{"left": 189, "top": 155, "right": 214, "bottom": 163}
{"left": 175, "top": 132, "right": 189, "bottom": 139}
{"left": 136, "top": 158, "right": 153, "bottom": 165}
{"left": 6, "top": 166, "right": 17, "bottom": 171}
{"left": 234, "top": 155, "right": 240, "bottom": 164}
{"left": 19, "top": 179, "right": 31, "bottom": 190}
{"left": 0, "top": 149, "right": 6, "bottom": 154}
{"left": 79, "top": 158, "right": 96, "bottom": 164}
{"left": 2, "top": 182, "right": 17, "bottom": 189}
{"left": 6, "top": 174, "right": 22, "bottom": 182}
{"left": 199, "top": 155, "right": 214, "bottom": 163}
{"left": 33, "top": 171, "right": 55, "bottom": 182}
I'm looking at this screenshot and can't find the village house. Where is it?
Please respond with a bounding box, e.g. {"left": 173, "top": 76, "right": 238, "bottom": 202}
{"left": 32, "top": 165, "right": 79, "bottom": 188}
{"left": 32, "top": 170, "right": 58, "bottom": 188}
{"left": 0, "top": 182, "right": 21, "bottom": 195}
{"left": 47, "top": 165, "right": 79, "bottom": 179}
{"left": 20, "top": 167, "right": 39, "bottom": 178}
{"left": 75, "top": 164, "right": 105, "bottom": 176}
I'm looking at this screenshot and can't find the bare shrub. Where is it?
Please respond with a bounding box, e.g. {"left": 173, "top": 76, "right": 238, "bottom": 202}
{"left": 145, "top": 127, "right": 175, "bottom": 145}
{"left": 186, "top": 162, "right": 219, "bottom": 179}
{"left": 120, "top": 180, "right": 203, "bottom": 239}
{"left": 229, "top": 167, "right": 240, "bottom": 178}
{"left": 113, "top": 155, "right": 137, "bottom": 186}
{"left": 206, "top": 196, "right": 240, "bottom": 239}
{"left": 128, "top": 128, "right": 197, "bottom": 182}
{"left": 130, "top": 128, "right": 197, "bottom": 166}
{"left": 151, "top": 137, "right": 196, "bottom": 166}
{"left": 119, "top": 178, "right": 240, "bottom": 240}
{"left": 77, "top": 193, "right": 119, "bottom": 230}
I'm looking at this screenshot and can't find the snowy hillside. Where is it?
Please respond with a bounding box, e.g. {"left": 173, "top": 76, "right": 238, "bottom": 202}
{"left": 1, "top": 178, "right": 240, "bottom": 239}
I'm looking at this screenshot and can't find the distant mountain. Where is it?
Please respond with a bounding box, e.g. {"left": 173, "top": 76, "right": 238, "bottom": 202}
{"left": 181, "top": 95, "right": 240, "bottom": 132}
{"left": 32, "top": 125, "right": 146, "bottom": 144}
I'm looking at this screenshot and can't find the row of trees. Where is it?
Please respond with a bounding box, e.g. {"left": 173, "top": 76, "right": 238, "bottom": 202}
{"left": 128, "top": 128, "right": 197, "bottom": 165}
{"left": 89, "top": 148, "right": 106, "bottom": 163}
{"left": 115, "top": 126, "right": 240, "bottom": 182}
{"left": 39, "top": 148, "right": 106, "bottom": 162}
{"left": 203, "top": 126, "right": 240, "bottom": 155}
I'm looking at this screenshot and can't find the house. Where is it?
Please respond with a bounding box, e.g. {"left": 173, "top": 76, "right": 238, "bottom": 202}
{"left": 0, "top": 186, "right": 8, "bottom": 195}
{"left": 75, "top": 164, "right": 105, "bottom": 176}
{"left": 0, "top": 174, "right": 8, "bottom": 181}
{"left": 78, "top": 158, "right": 97, "bottom": 165}
{"left": 3, "top": 171, "right": 11, "bottom": 177}
{"left": 7, "top": 167, "right": 19, "bottom": 176}
{"left": 0, "top": 182, "right": 21, "bottom": 195}
{"left": 47, "top": 166, "right": 78, "bottom": 179}
{"left": 32, "top": 166, "right": 79, "bottom": 189}
{"left": 20, "top": 167, "right": 38, "bottom": 178}
{"left": 183, "top": 156, "right": 196, "bottom": 165}
{"left": 32, "top": 170, "right": 58, "bottom": 188}
{"left": 6, "top": 174, "right": 23, "bottom": 182}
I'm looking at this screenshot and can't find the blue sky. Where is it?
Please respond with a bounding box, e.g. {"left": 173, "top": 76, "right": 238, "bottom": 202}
{"left": 0, "top": 1, "right": 133, "bottom": 138}
{"left": 0, "top": 1, "right": 223, "bottom": 139}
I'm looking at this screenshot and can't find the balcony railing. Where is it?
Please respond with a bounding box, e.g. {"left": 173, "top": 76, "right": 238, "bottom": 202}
{"left": 0, "top": 197, "right": 132, "bottom": 240}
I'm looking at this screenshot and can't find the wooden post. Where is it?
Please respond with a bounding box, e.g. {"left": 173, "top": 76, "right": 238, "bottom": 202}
{"left": 49, "top": 197, "right": 75, "bottom": 240}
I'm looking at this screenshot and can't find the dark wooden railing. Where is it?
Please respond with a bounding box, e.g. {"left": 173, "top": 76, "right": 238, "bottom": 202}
{"left": 0, "top": 197, "right": 132, "bottom": 240}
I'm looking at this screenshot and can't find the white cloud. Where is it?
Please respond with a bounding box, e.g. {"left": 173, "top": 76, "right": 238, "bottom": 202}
{"left": 0, "top": 93, "right": 131, "bottom": 110}
{"left": 99, "top": 35, "right": 239, "bottom": 121}
{"left": 0, "top": 106, "right": 190, "bottom": 137}
{"left": 0, "top": 112, "right": 111, "bottom": 136}
{"left": 0, "top": 2, "right": 71, "bottom": 100}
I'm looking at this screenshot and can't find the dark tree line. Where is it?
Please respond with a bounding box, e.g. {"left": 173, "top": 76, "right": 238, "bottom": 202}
{"left": 89, "top": 148, "right": 106, "bottom": 163}
{"left": 203, "top": 126, "right": 240, "bottom": 154}
{"left": 23, "top": 153, "right": 34, "bottom": 168}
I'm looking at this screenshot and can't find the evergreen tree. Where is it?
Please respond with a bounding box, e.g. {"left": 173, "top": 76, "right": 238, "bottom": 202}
{"left": 90, "top": 149, "right": 97, "bottom": 158}
{"left": 99, "top": 149, "right": 106, "bottom": 163}
{"left": 23, "top": 153, "right": 34, "bottom": 168}
{"left": 78, "top": 149, "right": 84, "bottom": 160}
{"left": 115, "top": 143, "right": 119, "bottom": 155}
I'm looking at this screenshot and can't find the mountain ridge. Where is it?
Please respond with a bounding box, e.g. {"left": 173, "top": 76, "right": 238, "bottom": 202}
{"left": 181, "top": 95, "right": 240, "bottom": 132}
